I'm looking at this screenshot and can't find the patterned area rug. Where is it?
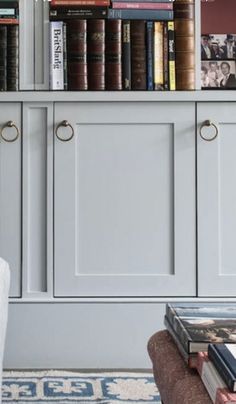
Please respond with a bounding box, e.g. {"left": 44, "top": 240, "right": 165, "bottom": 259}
{"left": 2, "top": 370, "right": 161, "bottom": 403}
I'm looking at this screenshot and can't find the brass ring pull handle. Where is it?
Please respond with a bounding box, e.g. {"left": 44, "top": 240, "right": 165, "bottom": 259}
{"left": 199, "top": 120, "right": 218, "bottom": 142}
{"left": 0, "top": 121, "right": 20, "bottom": 143}
{"left": 55, "top": 120, "right": 74, "bottom": 142}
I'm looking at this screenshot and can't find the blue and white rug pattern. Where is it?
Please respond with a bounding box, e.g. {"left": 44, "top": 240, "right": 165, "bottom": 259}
{"left": 2, "top": 371, "right": 161, "bottom": 403}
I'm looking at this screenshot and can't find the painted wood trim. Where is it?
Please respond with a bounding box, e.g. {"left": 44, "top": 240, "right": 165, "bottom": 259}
{"left": 19, "top": 0, "right": 34, "bottom": 90}
{"left": 35, "top": 0, "right": 50, "bottom": 90}
{"left": 22, "top": 103, "right": 53, "bottom": 298}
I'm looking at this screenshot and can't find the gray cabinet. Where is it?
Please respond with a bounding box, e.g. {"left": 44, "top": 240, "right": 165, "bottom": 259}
{"left": 0, "top": 104, "right": 21, "bottom": 297}
{"left": 54, "top": 102, "right": 196, "bottom": 297}
{"left": 198, "top": 102, "right": 236, "bottom": 297}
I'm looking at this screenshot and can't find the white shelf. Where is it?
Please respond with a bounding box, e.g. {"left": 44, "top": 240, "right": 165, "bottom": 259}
{"left": 1, "top": 90, "right": 236, "bottom": 102}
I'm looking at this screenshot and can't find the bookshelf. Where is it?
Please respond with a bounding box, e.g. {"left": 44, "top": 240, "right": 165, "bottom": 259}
{"left": 3, "top": 0, "right": 236, "bottom": 370}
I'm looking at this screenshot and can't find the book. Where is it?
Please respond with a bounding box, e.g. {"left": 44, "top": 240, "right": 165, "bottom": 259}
{"left": 87, "top": 19, "right": 105, "bottom": 90}
{"left": 0, "top": 18, "right": 18, "bottom": 24}
{"left": 67, "top": 19, "right": 87, "bottom": 91}
{"left": 51, "top": 0, "right": 109, "bottom": 5}
{"left": 107, "top": 8, "right": 173, "bottom": 19}
{"left": 146, "top": 21, "right": 154, "bottom": 91}
{"left": 198, "top": 352, "right": 236, "bottom": 404}
{"left": 163, "top": 21, "right": 168, "bottom": 90}
{"left": 7, "top": 24, "right": 19, "bottom": 91}
{"left": 50, "top": 8, "right": 108, "bottom": 19}
{"left": 154, "top": 21, "right": 164, "bottom": 90}
{"left": 49, "top": 21, "right": 64, "bottom": 90}
{"left": 168, "top": 20, "right": 176, "bottom": 90}
{"left": 174, "top": 0, "right": 195, "bottom": 90}
{"left": 209, "top": 344, "right": 236, "bottom": 392}
{"left": 111, "top": 2, "right": 173, "bottom": 8}
{"left": 0, "top": 25, "right": 7, "bottom": 91}
{"left": 164, "top": 315, "right": 198, "bottom": 368}
{"left": 111, "top": 0, "right": 175, "bottom": 2}
{"left": 105, "top": 19, "right": 122, "bottom": 90}
{"left": 122, "top": 20, "right": 131, "bottom": 90}
{"left": 130, "top": 20, "right": 146, "bottom": 90}
{"left": 166, "top": 304, "right": 236, "bottom": 354}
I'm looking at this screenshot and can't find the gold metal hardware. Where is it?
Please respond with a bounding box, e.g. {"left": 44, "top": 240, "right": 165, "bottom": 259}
{"left": 55, "top": 120, "right": 74, "bottom": 142}
{"left": 0, "top": 121, "right": 20, "bottom": 143}
{"left": 199, "top": 120, "right": 218, "bottom": 141}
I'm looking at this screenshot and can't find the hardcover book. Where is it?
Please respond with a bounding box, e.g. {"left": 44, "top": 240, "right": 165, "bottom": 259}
{"left": 87, "top": 19, "right": 105, "bottom": 90}
{"left": 166, "top": 304, "right": 236, "bottom": 354}
{"left": 164, "top": 315, "right": 198, "bottom": 368}
{"left": 122, "top": 20, "right": 131, "bottom": 90}
{"left": 209, "top": 344, "right": 236, "bottom": 392}
{"left": 107, "top": 8, "right": 173, "bottom": 19}
{"left": 49, "top": 21, "right": 64, "bottom": 90}
{"left": 67, "top": 19, "right": 87, "bottom": 91}
{"left": 130, "top": 20, "right": 146, "bottom": 90}
{"left": 105, "top": 19, "right": 122, "bottom": 90}
{"left": 197, "top": 352, "right": 236, "bottom": 404}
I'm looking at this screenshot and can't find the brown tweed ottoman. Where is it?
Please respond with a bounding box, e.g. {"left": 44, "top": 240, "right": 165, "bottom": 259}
{"left": 147, "top": 330, "right": 212, "bottom": 404}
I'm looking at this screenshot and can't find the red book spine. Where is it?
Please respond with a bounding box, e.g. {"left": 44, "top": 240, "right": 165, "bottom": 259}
{"left": 51, "top": 0, "right": 110, "bottom": 4}
{"left": 67, "top": 19, "right": 88, "bottom": 90}
{"left": 0, "top": 18, "right": 19, "bottom": 24}
{"left": 87, "top": 19, "right": 105, "bottom": 90}
{"left": 105, "top": 19, "right": 122, "bottom": 90}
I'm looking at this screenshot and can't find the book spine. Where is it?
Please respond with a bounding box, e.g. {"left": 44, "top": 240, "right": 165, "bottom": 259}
{"left": 87, "top": 19, "right": 105, "bottom": 90}
{"left": 0, "top": 18, "right": 18, "bottom": 24}
{"left": 146, "top": 21, "right": 154, "bottom": 91}
{"left": 111, "top": 0, "right": 174, "bottom": 2}
{"left": 105, "top": 19, "right": 122, "bottom": 90}
{"left": 49, "top": 21, "right": 64, "bottom": 90}
{"left": 122, "top": 20, "right": 131, "bottom": 90}
{"left": 67, "top": 19, "right": 87, "bottom": 90}
{"left": 51, "top": 0, "right": 110, "bottom": 5}
{"left": 51, "top": 0, "right": 110, "bottom": 4}
{"left": 154, "top": 21, "right": 164, "bottom": 90}
{"left": 0, "top": 1, "right": 18, "bottom": 7}
{"left": 112, "top": 2, "right": 173, "bottom": 8}
{"left": 197, "top": 352, "right": 226, "bottom": 403}
{"left": 63, "top": 22, "right": 68, "bottom": 90}
{"left": 131, "top": 20, "right": 146, "bottom": 90}
{"left": 209, "top": 344, "right": 236, "bottom": 393}
{"left": 168, "top": 20, "right": 176, "bottom": 90}
{"left": 164, "top": 315, "right": 198, "bottom": 368}
{"left": 108, "top": 8, "right": 173, "bottom": 19}
{"left": 50, "top": 8, "right": 108, "bottom": 19}
{"left": 0, "top": 25, "right": 7, "bottom": 91}
{"left": 7, "top": 24, "right": 19, "bottom": 91}
{"left": 163, "top": 22, "right": 168, "bottom": 90}
{"left": 174, "top": 0, "right": 195, "bottom": 90}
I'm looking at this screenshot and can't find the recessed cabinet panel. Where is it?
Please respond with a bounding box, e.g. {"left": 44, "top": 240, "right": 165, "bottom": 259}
{"left": 198, "top": 103, "right": 236, "bottom": 296}
{"left": 0, "top": 104, "right": 21, "bottom": 297}
{"left": 54, "top": 102, "right": 196, "bottom": 297}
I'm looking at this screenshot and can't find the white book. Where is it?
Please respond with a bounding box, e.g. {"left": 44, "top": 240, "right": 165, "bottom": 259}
{"left": 49, "top": 21, "right": 64, "bottom": 90}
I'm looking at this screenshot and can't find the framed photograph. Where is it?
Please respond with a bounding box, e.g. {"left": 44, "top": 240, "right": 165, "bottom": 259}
{"left": 201, "top": 60, "right": 236, "bottom": 89}
{"left": 201, "top": 34, "right": 236, "bottom": 60}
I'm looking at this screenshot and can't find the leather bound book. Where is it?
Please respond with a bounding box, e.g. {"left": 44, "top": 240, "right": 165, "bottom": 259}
{"left": 105, "top": 19, "right": 122, "bottom": 90}
{"left": 67, "top": 19, "right": 87, "bottom": 90}
{"left": 122, "top": 20, "right": 131, "bottom": 90}
{"left": 0, "top": 25, "right": 7, "bottom": 91}
{"left": 131, "top": 20, "right": 146, "bottom": 90}
{"left": 7, "top": 25, "right": 19, "bottom": 91}
{"left": 87, "top": 19, "right": 105, "bottom": 90}
{"left": 174, "top": 0, "right": 195, "bottom": 90}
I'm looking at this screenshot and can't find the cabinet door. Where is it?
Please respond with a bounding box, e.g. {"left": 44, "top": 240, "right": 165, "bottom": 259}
{"left": 198, "top": 103, "right": 236, "bottom": 296}
{"left": 0, "top": 104, "right": 21, "bottom": 297}
{"left": 54, "top": 102, "right": 196, "bottom": 297}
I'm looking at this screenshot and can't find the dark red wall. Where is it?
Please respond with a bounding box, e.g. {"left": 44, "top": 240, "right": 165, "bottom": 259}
{"left": 201, "top": 0, "right": 236, "bottom": 34}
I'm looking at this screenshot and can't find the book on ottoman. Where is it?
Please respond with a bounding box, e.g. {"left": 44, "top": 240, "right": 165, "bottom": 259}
{"left": 209, "top": 344, "right": 236, "bottom": 392}
{"left": 166, "top": 304, "right": 236, "bottom": 354}
{"left": 197, "top": 352, "right": 236, "bottom": 404}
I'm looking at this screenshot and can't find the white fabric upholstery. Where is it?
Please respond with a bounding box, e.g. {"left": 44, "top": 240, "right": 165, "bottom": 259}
{"left": 0, "top": 258, "right": 10, "bottom": 404}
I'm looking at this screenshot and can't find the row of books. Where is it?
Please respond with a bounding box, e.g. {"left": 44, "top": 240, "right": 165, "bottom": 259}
{"left": 0, "top": 1, "right": 19, "bottom": 91}
{"left": 49, "top": 19, "right": 176, "bottom": 91}
{"left": 165, "top": 304, "right": 236, "bottom": 404}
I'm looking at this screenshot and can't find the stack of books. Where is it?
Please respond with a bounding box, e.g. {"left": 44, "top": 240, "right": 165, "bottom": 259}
{"left": 165, "top": 304, "right": 236, "bottom": 404}
{"left": 49, "top": 0, "right": 178, "bottom": 91}
{"left": 0, "top": 0, "right": 19, "bottom": 91}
